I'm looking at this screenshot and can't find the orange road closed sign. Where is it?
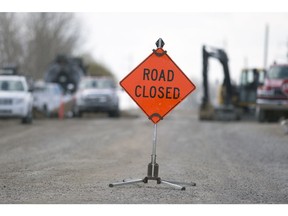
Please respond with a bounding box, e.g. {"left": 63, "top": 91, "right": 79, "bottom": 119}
{"left": 120, "top": 43, "right": 196, "bottom": 124}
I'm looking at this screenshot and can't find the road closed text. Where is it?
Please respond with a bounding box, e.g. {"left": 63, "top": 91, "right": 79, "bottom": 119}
{"left": 134, "top": 68, "right": 180, "bottom": 99}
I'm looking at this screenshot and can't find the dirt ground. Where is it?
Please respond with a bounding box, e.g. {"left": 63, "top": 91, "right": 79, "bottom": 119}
{"left": 0, "top": 108, "right": 288, "bottom": 204}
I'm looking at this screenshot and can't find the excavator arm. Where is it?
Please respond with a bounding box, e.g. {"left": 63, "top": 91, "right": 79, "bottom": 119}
{"left": 199, "top": 45, "right": 240, "bottom": 120}
{"left": 201, "top": 45, "right": 233, "bottom": 106}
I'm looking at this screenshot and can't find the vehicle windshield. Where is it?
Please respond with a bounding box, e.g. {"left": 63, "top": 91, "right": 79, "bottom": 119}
{"left": 34, "top": 85, "right": 63, "bottom": 95}
{"left": 79, "top": 79, "right": 115, "bottom": 89}
{"left": 0, "top": 80, "right": 25, "bottom": 91}
{"left": 49, "top": 85, "right": 63, "bottom": 95}
{"left": 267, "top": 66, "right": 288, "bottom": 79}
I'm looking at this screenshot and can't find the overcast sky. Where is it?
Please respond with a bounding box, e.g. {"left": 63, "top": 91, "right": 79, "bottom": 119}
{"left": 3, "top": 1, "right": 288, "bottom": 86}
{"left": 76, "top": 12, "right": 288, "bottom": 85}
{"left": 71, "top": 12, "right": 288, "bottom": 87}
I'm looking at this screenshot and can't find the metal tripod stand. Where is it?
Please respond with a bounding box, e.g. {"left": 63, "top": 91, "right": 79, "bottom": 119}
{"left": 109, "top": 123, "right": 196, "bottom": 190}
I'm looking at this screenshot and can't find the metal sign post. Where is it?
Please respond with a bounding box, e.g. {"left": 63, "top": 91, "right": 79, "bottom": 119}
{"left": 148, "top": 124, "right": 158, "bottom": 179}
{"left": 109, "top": 39, "right": 196, "bottom": 190}
{"left": 109, "top": 122, "right": 195, "bottom": 190}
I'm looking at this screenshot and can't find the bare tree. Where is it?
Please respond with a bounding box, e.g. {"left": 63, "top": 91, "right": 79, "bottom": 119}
{"left": 81, "top": 53, "right": 115, "bottom": 79}
{"left": 24, "top": 13, "right": 82, "bottom": 79}
{"left": 0, "top": 13, "right": 23, "bottom": 67}
{"left": 0, "top": 13, "right": 83, "bottom": 79}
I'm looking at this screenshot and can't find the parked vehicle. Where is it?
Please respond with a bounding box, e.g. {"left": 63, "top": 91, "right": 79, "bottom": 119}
{"left": 256, "top": 64, "right": 288, "bottom": 122}
{"left": 0, "top": 75, "right": 33, "bottom": 124}
{"left": 32, "top": 81, "right": 72, "bottom": 117}
{"left": 199, "top": 45, "right": 266, "bottom": 121}
{"left": 73, "top": 77, "right": 120, "bottom": 117}
{"left": 199, "top": 45, "right": 240, "bottom": 120}
{"left": 238, "top": 68, "right": 266, "bottom": 111}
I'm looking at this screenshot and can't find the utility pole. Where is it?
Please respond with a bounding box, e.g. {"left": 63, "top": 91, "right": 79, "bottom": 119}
{"left": 264, "top": 24, "right": 269, "bottom": 69}
{"left": 244, "top": 56, "right": 248, "bottom": 68}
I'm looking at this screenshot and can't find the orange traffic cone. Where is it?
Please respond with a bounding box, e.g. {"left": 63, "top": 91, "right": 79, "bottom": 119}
{"left": 58, "top": 96, "right": 65, "bottom": 120}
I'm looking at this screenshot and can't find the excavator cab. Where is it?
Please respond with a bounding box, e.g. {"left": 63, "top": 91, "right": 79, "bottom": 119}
{"left": 199, "top": 45, "right": 240, "bottom": 120}
{"left": 238, "top": 68, "right": 265, "bottom": 111}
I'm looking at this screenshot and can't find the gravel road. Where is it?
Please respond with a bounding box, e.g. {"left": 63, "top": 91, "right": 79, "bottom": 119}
{"left": 0, "top": 108, "right": 288, "bottom": 204}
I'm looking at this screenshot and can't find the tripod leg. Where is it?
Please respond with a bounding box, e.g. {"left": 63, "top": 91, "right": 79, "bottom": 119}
{"left": 162, "top": 180, "right": 196, "bottom": 186}
{"left": 109, "top": 178, "right": 144, "bottom": 187}
{"left": 160, "top": 180, "right": 185, "bottom": 190}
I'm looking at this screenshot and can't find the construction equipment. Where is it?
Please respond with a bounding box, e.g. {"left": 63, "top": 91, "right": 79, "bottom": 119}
{"left": 0, "top": 64, "right": 18, "bottom": 76}
{"left": 238, "top": 68, "right": 265, "bottom": 111}
{"left": 199, "top": 45, "right": 240, "bottom": 121}
{"left": 44, "top": 55, "right": 87, "bottom": 94}
{"left": 256, "top": 63, "right": 288, "bottom": 122}
{"left": 199, "top": 45, "right": 265, "bottom": 121}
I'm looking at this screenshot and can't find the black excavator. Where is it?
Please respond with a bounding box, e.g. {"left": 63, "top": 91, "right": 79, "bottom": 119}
{"left": 199, "top": 45, "right": 240, "bottom": 120}
{"left": 44, "top": 55, "right": 87, "bottom": 94}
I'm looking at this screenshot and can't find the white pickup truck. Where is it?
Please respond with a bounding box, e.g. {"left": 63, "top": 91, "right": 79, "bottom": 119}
{"left": 32, "top": 81, "right": 73, "bottom": 117}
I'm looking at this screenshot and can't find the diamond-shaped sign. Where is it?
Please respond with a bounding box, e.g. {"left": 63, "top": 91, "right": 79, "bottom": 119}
{"left": 120, "top": 47, "right": 196, "bottom": 124}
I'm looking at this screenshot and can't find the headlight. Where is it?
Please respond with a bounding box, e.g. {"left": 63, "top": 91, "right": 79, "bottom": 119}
{"left": 81, "top": 94, "right": 87, "bottom": 100}
{"left": 14, "top": 98, "right": 24, "bottom": 104}
{"left": 76, "top": 93, "right": 85, "bottom": 105}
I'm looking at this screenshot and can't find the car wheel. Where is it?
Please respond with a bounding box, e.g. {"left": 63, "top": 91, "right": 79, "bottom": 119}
{"left": 256, "top": 108, "right": 266, "bottom": 122}
{"left": 108, "top": 108, "right": 120, "bottom": 118}
{"left": 22, "top": 109, "right": 33, "bottom": 124}
{"left": 266, "top": 111, "right": 279, "bottom": 122}
{"left": 78, "top": 111, "right": 83, "bottom": 118}
{"left": 73, "top": 106, "right": 83, "bottom": 118}
{"left": 43, "top": 105, "right": 51, "bottom": 118}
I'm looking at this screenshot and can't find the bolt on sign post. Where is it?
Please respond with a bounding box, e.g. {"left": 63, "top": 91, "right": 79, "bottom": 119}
{"left": 109, "top": 38, "right": 196, "bottom": 190}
